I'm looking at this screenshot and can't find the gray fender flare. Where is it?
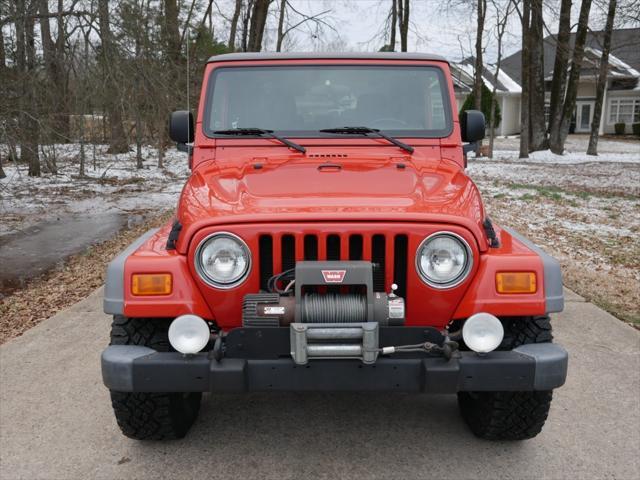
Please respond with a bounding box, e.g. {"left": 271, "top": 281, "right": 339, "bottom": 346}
{"left": 503, "top": 227, "right": 564, "bottom": 313}
{"left": 103, "top": 228, "right": 160, "bottom": 315}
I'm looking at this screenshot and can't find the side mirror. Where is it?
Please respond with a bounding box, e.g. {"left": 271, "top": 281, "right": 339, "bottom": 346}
{"left": 169, "top": 110, "right": 194, "bottom": 144}
{"left": 460, "top": 110, "right": 485, "bottom": 143}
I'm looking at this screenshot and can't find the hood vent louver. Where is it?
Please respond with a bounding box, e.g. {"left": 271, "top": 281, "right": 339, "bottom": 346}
{"left": 308, "top": 153, "right": 348, "bottom": 158}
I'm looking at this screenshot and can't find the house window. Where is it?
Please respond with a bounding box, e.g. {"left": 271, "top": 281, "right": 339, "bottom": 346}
{"left": 608, "top": 98, "right": 640, "bottom": 124}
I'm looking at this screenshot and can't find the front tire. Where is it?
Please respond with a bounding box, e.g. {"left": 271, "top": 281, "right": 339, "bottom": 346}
{"left": 458, "top": 315, "right": 554, "bottom": 440}
{"left": 108, "top": 316, "right": 202, "bottom": 440}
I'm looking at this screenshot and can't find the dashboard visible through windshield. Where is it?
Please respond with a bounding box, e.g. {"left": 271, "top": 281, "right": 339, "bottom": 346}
{"left": 204, "top": 65, "right": 452, "bottom": 138}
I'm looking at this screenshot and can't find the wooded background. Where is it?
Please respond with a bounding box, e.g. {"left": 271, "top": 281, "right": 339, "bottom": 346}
{"left": 0, "top": 0, "right": 638, "bottom": 180}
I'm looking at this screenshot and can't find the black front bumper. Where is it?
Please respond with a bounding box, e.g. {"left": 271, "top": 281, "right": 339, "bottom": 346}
{"left": 102, "top": 342, "right": 568, "bottom": 394}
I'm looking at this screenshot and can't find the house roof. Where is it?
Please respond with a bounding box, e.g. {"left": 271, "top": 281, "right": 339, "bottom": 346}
{"left": 500, "top": 27, "right": 640, "bottom": 87}
{"left": 207, "top": 52, "right": 449, "bottom": 63}
{"left": 451, "top": 58, "right": 521, "bottom": 94}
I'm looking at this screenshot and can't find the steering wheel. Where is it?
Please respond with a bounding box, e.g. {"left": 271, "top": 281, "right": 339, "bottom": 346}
{"left": 369, "top": 118, "right": 410, "bottom": 128}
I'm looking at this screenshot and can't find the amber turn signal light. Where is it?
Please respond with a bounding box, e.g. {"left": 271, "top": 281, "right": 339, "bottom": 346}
{"left": 496, "top": 272, "right": 537, "bottom": 294}
{"left": 132, "top": 274, "right": 172, "bottom": 296}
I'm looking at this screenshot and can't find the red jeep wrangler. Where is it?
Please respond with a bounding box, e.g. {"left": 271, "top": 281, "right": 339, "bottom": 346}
{"left": 102, "top": 53, "right": 567, "bottom": 441}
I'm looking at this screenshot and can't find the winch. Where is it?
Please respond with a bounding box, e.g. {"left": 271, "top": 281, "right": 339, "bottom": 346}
{"left": 242, "top": 261, "right": 405, "bottom": 327}
{"left": 242, "top": 261, "right": 405, "bottom": 364}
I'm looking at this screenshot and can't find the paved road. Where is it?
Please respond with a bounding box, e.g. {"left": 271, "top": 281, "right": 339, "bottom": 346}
{"left": 1, "top": 288, "right": 639, "bottom": 480}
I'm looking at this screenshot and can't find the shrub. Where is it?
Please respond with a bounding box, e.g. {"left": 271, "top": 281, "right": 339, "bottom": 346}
{"left": 614, "top": 123, "right": 626, "bottom": 135}
{"left": 459, "top": 84, "right": 501, "bottom": 130}
{"left": 632, "top": 123, "right": 640, "bottom": 137}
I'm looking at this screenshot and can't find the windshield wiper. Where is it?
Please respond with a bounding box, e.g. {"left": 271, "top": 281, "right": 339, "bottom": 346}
{"left": 319, "top": 127, "right": 414, "bottom": 154}
{"left": 213, "top": 128, "right": 306, "bottom": 153}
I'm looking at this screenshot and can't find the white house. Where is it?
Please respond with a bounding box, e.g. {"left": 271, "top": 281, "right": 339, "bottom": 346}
{"left": 451, "top": 27, "right": 640, "bottom": 136}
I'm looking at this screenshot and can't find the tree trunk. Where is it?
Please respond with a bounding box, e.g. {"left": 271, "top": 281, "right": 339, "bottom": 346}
{"left": 135, "top": 110, "right": 143, "bottom": 169}
{"left": 229, "top": 0, "right": 243, "bottom": 50}
{"left": 519, "top": 0, "right": 531, "bottom": 159}
{"left": 474, "top": 0, "right": 485, "bottom": 113}
{"left": 489, "top": 2, "right": 511, "bottom": 158}
{"left": 528, "top": 0, "right": 547, "bottom": 151}
{"left": 98, "top": 0, "right": 129, "bottom": 154}
{"left": 587, "top": 0, "right": 616, "bottom": 155}
{"left": 390, "top": 0, "right": 397, "bottom": 51}
{"left": 248, "top": 0, "right": 270, "bottom": 52}
{"left": 398, "top": 0, "right": 409, "bottom": 52}
{"left": 276, "top": 0, "right": 286, "bottom": 51}
{"left": 25, "top": 9, "right": 40, "bottom": 177}
{"left": 0, "top": 152, "right": 5, "bottom": 179}
{"left": 163, "top": 0, "right": 181, "bottom": 63}
{"left": 550, "top": 0, "right": 592, "bottom": 154}
{"left": 15, "top": 0, "right": 41, "bottom": 176}
{"left": 0, "top": 2, "right": 6, "bottom": 71}
{"left": 79, "top": 115, "right": 85, "bottom": 177}
{"left": 474, "top": 0, "right": 486, "bottom": 155}
{"left": 241, "top": 0, "right": 253, "bottom": 52}
{"left": 38, "top": 0, "right": 70, "bottom": 143}
{"left": 548, "top": 0, "right": 572, "bottom": 138}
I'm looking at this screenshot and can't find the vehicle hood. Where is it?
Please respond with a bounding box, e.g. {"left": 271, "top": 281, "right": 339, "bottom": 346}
{"left": 176, "top": 150, "right": 486, "bottom": 252}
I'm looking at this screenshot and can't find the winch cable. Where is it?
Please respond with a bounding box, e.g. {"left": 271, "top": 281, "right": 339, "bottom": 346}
{"left": 374, "top": 339, "right": 460, "bottom": 360}
{"left": 302, "top": 293, "right": 367, "bottom": 323}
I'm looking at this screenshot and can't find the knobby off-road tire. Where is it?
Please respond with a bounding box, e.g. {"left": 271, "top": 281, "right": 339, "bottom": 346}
{"left": 458, "top": 315, "right": 554, "bottom": 441}
{"left": 109, "top": 315, "right": 202, "bottom": 441}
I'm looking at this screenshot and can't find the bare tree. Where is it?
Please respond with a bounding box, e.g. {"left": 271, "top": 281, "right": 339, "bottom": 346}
{"left": 276, "top": 0, "right": 286, "bottom": 51}
{"left": 518, "top": 0, "right": 530, "bottom": 158}
{"left": 229, "top": 0, "right": 243, "bottom": 50}
{"left": 587, "top": 0, "right": 617, "bottom": 155}
{"left": 39, "top": 0, "right": 70, "bottom": 142}
{"left": 397, "top": 0, "right": 410, "bottom": 52}
{"left": 488, "top": 0, "right": 514, "bottom": 158}
{"left": 473, "top": 0, "right": 487, "bottom": 155}
{"left": 98, "top": 0, "right": 129, "bottom": 153}
{"left": 473, "top": 0, "right": 486, "bottom": 114}
{"left": 275, "top": 1, "right": 334, "bottom": 52}
{"left": 550, "top": 0, "right": 593, "bottom": 154}
{"left": 528, "top": 0, "right": 547, "bottom": 151}
{"left": 0, "top": 4, "right": 5, "bottom": 72}
{"left": 547, "top": 0, "right": 572, "bottom": 139}
{"left": 163, "top": 0, "right": 181, "bottom": 63}
{"left": 247, "top": 0, "right": 270, "bottom": 52}
{"left": 14, "top": 0, "right": 41, "bottom": 176}
{"left": 390, "top": 0, "right": 397, "bottom": 51}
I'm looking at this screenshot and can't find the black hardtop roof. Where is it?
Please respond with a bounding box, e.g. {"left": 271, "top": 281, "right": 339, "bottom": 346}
{"left": 207, "top": 52, "right": 449, "bottom": 64}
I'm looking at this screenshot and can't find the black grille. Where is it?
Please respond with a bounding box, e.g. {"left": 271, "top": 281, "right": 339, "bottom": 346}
{"left": 327, "top": 235, "right": 340, "bottom": 260}
{"left": 258, "top": 235, "right": 273, "bottom": 291}
{"left": 371, "top": 234, "right": 386, "bottom": 291}
{"left": 349, "top": 235, "right": 363, "bottom": 260}
{"left": 281, "top": 235, "right": 295, "bottom": 272}
{"left": 258, "top": 233, "right": 408, "bottom": 300}
{"left": 393, "top": 235, "right": 408, "bottom": 298}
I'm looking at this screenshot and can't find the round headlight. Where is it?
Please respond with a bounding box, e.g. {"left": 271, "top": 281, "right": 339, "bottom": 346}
{"left": 462, "top": 312, "right": 504, "bottom": 353}
{"left": 168, "top": 314, "right": 210, "bottom": 354}
{"left": 195, "top": 232, "right": 251, "bottom": 288}
{"left": 416, "top": 232, "right": 472, "bottom": 288}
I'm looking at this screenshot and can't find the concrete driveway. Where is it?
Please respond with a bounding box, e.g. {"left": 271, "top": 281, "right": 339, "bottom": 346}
{"left": 1, "top": 288, "right": 638, "bottom": 480}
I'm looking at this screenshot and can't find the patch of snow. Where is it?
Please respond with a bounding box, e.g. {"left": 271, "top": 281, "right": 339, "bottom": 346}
{"left": 494, "top": 68, "right": 522, "bottom": 93}
{"left": 0, "top": 144, "right": 189, "bottom": 236}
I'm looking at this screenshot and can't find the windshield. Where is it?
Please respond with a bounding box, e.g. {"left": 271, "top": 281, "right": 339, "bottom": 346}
{"left": 204, "top": 65, "right": 452, "bottom": 137}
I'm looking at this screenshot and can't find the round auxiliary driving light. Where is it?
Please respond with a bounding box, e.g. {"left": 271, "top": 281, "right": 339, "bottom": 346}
{"left": 462, "top": 313, "right": 504, "bottom": 354}
{"left": 168, "top": 314, "right": 210, "bottom": 354}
